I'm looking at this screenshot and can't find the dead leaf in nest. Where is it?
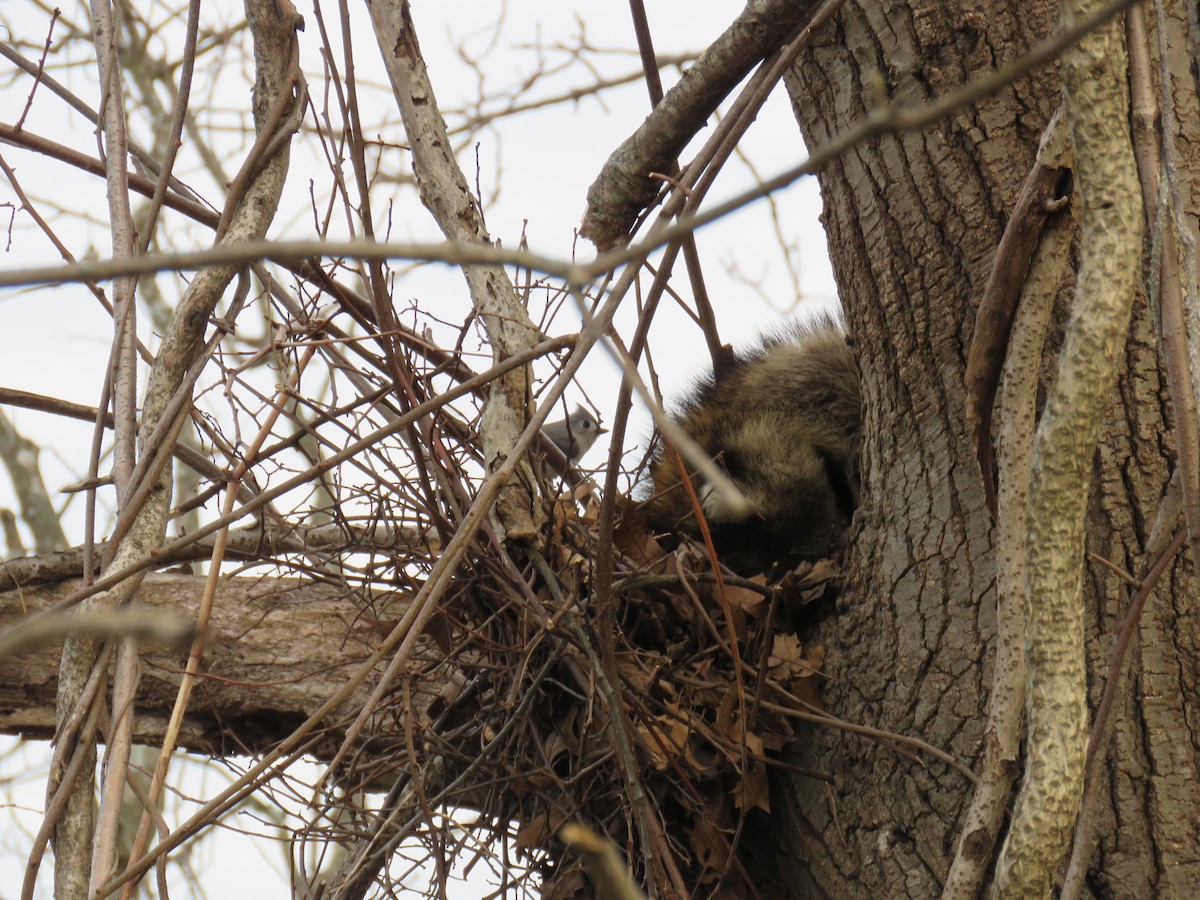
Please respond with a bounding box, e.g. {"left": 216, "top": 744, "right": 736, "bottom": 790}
{"left": 549, "top": 528, "right": 589, "bottom": 574}
{"left": 733, "top": 759, "right": 771, "bottom": 813}
{"left": 756, "top": 728, "right": 791, "bottom": 753}
{"left": 613, "top": 502, "right": 668, "bottom": 567}
{"left": 617, "top": 653, "right": 669, "bottom": 696}
{"left": 543, "top": 729, "right": 570, "bottom": 768}
{"left": 665, "top": 581, "right": 697, "bottom": 624}
{"left": 572, "top": 489, "right": 602, "bottom": 525}
{"left": 539, "top": 869, "right": 590, "bottom": 900}
{"left": 767, "top": 635, "right": 825, "bottom": 708}
{"left": 768, "top": 633, "right": 804, "bottom": 670}
{"left": 511, "top": 768, "right": 558, "bottom": 792}
{"left": 683, "top": 732, "right": 721, "bottom": 774}
{"left": 807, "top": 642, "right": 826, "bottom": 673}
{"left": 716, "top": 687, "right": 738, "bottom": 737}
{"left": 768, "top": 633, "right": 824, "bottom": 683}
{"left": 637, "top": 713, "right": 690, "bottom": 770}
{"left": 550, "top": 493, "right": 575, "bottom": 521}
{"left": 776, "top": 557, "right": 840, "bottom": 606}
{"left": 686, "top": 816, "right": 732, "bottom": 880}
{"left": 804, "top": 557, "right": 838, "bottom": 583}
{"left": 546, "top": 548, "right": 584, "bottom": 595}
{"left": 419, "top": 610, "right": 455, "bottom": 655}
{"left": 744, "top": 731, "right": 764, "bottom": 757}
{"left": 721, "top": 579, "right": 767, "bottom": 617}
{"left": 517, "top": 812, "right": 561, "bottom": 849}
{"left": 791, "top": 674, "right": 822, "bottom": 709}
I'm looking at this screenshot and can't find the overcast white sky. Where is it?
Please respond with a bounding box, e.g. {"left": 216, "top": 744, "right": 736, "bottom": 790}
{"left": 0, "top": 0, "right": 834, "bottom": 894}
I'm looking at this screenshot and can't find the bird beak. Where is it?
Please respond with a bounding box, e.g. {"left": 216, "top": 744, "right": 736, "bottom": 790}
{"left": 598, "top": 426, "right": 609, "bottom": 434}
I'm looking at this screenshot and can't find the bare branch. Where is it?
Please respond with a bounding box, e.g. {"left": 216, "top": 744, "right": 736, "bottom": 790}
{"left": 366, "top": 0, "right": 544, "bottom": 544}
{"left": 581, "top": 0, "right": 822, "bottom": 249}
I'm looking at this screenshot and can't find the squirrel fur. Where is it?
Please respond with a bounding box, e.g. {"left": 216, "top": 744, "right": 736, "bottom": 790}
{"left": 642, "top": 318, "right": 861, "bottom": 574}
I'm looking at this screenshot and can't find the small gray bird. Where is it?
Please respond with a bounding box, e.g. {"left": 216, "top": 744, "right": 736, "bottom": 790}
{"left": 542, "top": 406, "right": 608, "bottom": 462}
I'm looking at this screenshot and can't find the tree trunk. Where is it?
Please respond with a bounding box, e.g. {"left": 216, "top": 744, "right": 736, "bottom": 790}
{"left": 760, "top": 2, "right": 1200, "bottom": 896}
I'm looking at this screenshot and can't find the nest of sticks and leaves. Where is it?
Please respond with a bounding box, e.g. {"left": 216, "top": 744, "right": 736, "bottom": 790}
{"left": 483, "top": 494, "right": 838, "bottom": 898}
{"left": 270, "top": 312, "right": 845, "bottom": 899}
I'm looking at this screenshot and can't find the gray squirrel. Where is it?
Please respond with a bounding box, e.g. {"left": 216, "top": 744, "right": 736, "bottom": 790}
{"left": 641, "top": 317, "right": 862, "bottom": 574}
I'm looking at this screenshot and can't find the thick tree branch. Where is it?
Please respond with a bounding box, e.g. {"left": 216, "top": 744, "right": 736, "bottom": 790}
{"left": 0, "top": 575, "right": 415, "bottom": 753}
{"left": 366, "top": 0, "right": 544, "bottom": 544}
{"left": 965, "top": 141, "right": 1071, "bottom": 516}
{"left": 580, "top": 0, "right": 821, "bottom": 249}
{"left": 52, "top": 0, "right": 140, "bottom": 889}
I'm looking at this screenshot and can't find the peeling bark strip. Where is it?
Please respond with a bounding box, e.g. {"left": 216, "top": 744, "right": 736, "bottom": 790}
{"left": 366, "top": 0, "right": 544, "bottom": 544}
{"left": 1146, "top": 0, "right": 1200, "bottom": 598}
{"left": 990, "top": 2, "right": 1143, "bottom": 897}
{"left": 966, "top": 147, "right": 1070, "bottom": 517}
{"left": 580, "top": 0, "right": 822, "bottom": 250}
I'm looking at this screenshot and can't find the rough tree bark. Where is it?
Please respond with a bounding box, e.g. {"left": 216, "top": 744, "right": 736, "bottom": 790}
{"left": 758, "top": 1, "right": 1200, "bottom": 897}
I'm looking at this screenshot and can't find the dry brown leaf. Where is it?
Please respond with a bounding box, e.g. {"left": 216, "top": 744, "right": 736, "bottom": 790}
{"left": 517, "top": 812, "right": 554, "bottom": 849}
{"left": 716, "top": 686, "right": 738, "bottom": 736}
{"left": 511, "top": 769, "right": 559, "bottom": 792}
{"left": 768, "top": 633, "right": 807, "bottom": 674}
{"left": 613, "top": 502, "right": 667, "bottom": 567}
{"left": 757, "top": 727, "right": 791, "bottom": 753}
{"left": 636, "top": 714, "right": 689, "bottom": 770}
{"left": 543, "top": 729, "right": 570, "bottom": 767}
{"left": 686, "top": 816, "right": 732, "bottom": 878}
{"left": 419, "top": 609, "right": 455, "bottom": 655}
{"left": 806, "top": 641, "right": 826, "bottom": 674}
{"left": 769, "top": 634, "right": 816, "bottom": 673}
{"left": 744, "top": 731, "right": 764, "bottom": 757}
{"left": 617, "top": 656, "right": 653, "bottom": 694}
{"left": 791, "top": 674, "right": 822, "bottom": 708}
{"left": 776, "top": 556, "right": 840, "bottom": 608}
{"left": 733, "top": 759, "right": 771, "bottom": 813}
{"left": 722, "top": 580, "right": 767, "bottom": 616}
{"left": 573, "top": 489, "right": 602, "bottom": 525}
{"left": 805, "top": 557, "right": 837, "bottom": 584}
{"left": 539, "top": 869, "right": 590, "bottom": 900}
